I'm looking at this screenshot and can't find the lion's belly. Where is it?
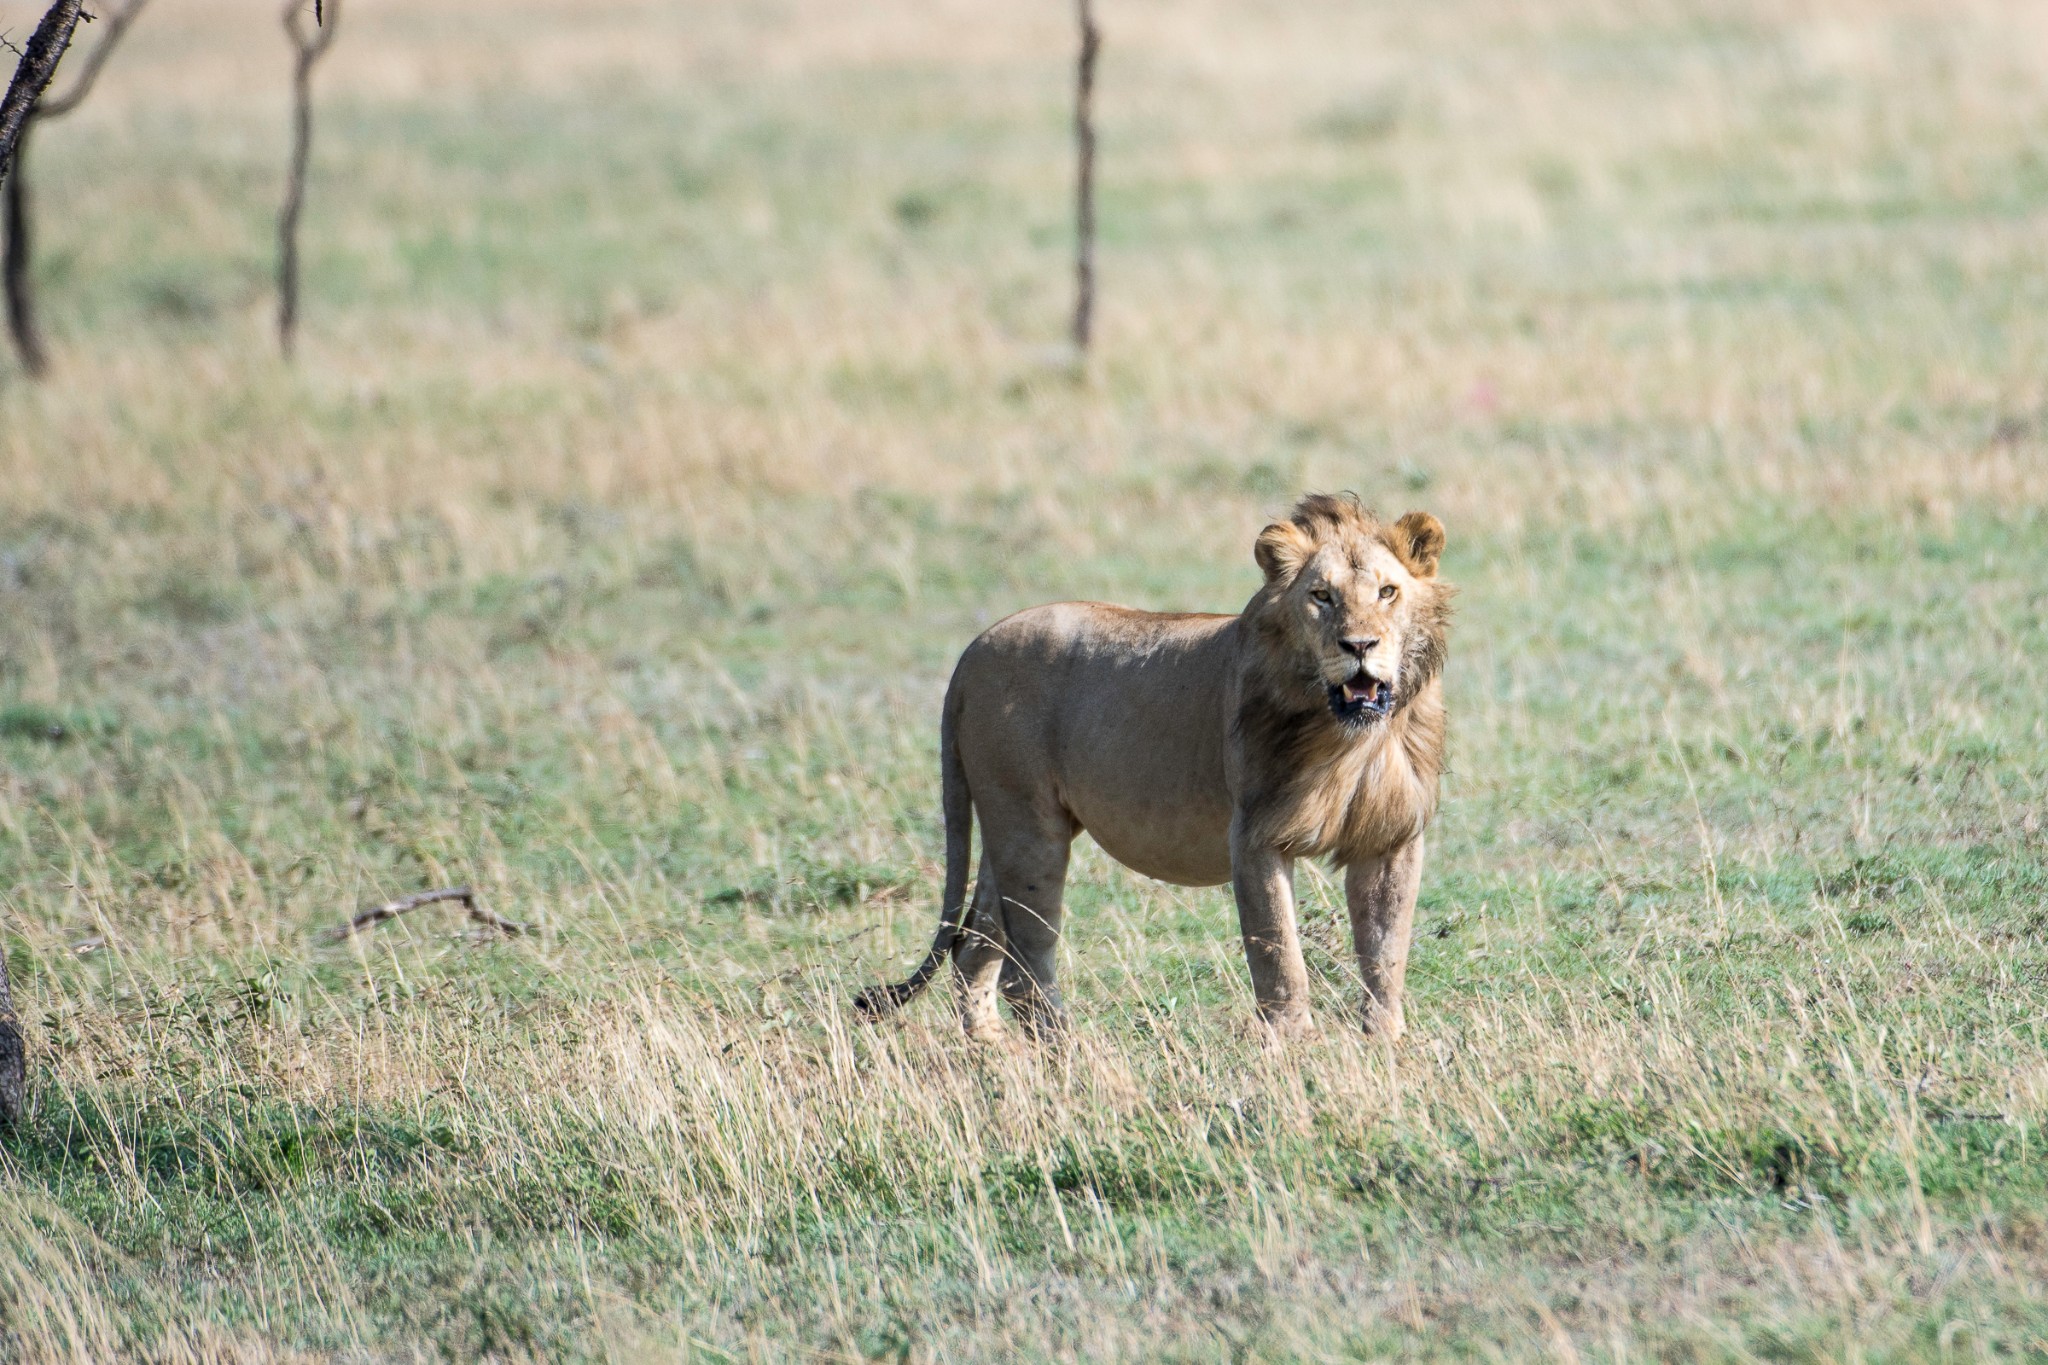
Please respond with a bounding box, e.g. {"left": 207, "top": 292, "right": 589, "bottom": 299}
{"left": 1071, "top": 804, "right": 1234, "bottom": 888}
{"left": 1047, "top": 626, "right": 1238, "bottom": 887}
{"left": 953, "top": 600, "right": 1242, "bottom": 888}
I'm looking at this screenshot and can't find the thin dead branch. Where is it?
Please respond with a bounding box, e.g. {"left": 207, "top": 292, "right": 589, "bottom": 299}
{"left": 5, "top": 0, "right": 148, "bottom": 376}
{"left": 1071, "top": 0, "right": 1100, "bottom": 353}
{"left": 332, "top": 886, "right": 526, "bottom": 942}
{"left": 0, "top": 0, "right": 87, "bottom": 1130}
{"left": 278, "top": 0, "right": 339, "bottom": 360}
{"left": 35, "top": 0, "right": 145, "bottom": 120}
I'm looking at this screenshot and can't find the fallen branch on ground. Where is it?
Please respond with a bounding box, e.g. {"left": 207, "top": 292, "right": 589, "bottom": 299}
{"left": 332, "top": 886, "right": 525, "bottom": 942}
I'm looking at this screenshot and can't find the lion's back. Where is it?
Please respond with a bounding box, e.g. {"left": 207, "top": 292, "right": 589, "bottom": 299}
{"left": 951, "top": 600, "right": 1235, "bottom": 715}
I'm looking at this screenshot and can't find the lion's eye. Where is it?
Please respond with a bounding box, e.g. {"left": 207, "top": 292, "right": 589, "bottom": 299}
{"left": 1379, "top": 583, "right": 1398, "bottom": 601}
{"left": 1309, "top": 588, "right": 1333, "bottom": 606}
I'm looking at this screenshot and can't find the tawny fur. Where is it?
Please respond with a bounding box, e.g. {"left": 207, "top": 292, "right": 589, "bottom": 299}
{"left": 856, "top": 493, "right": 1453, "bottom": 1040}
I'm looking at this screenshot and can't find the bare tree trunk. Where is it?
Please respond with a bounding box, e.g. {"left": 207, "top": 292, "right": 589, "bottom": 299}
{"left": 0, "top": 0, "right": 87, "bottom": 1131}
{"left": 0, "top": 0, "right": 82, "bottom": 173}
{"left": 0, "top": 943, "right": 20, "bottom": 1127}
{"left": 4, "top": 125, "right": 46, "bottom": 377}
{"left": 1071, "top": 0, "right": 1101, "bottom": 354}
{"left": 278, "top": 0, "right": 340, "bottom": 360}
{"left": 2, "top": 0, "right": 148, "bottom": 378}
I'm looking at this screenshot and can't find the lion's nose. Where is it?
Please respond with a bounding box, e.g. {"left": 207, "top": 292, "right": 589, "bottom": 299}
{"left": 1340, "top": 636, "right": 1379, "bottom": 658}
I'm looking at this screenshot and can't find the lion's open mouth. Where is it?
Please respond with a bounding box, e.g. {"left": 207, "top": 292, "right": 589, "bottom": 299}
{"left": 1329, "top": 673, "right": 1393, "bottom": 721}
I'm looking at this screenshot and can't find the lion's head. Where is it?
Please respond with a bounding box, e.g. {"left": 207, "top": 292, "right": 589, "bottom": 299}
{"left": 1248, "top": 493, "right": 1452, "bottom": 729}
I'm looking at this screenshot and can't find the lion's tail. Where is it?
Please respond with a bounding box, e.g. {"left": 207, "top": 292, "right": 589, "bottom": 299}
{"left": 853, "top": 677, "right": 971, "bottom": 1020}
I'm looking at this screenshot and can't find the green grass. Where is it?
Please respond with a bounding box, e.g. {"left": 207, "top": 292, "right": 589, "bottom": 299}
{"left": 2, "top": 0, "right": 2048, "bottom": 1359}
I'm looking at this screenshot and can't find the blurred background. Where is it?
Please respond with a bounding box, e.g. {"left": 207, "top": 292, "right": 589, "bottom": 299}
{"left": 1, "top": 0, "right": 2045, "bottom": 1358}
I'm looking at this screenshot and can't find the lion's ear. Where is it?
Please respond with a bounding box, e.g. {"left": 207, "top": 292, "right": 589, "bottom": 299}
{"left": 1391, "top": 511, "right": 1446, "bottom": 578}
{"left": 1254, "top": 521, "right": 1314, "bottom": 583}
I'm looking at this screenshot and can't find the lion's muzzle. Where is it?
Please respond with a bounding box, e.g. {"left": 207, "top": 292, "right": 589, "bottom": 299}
{"left": 1328, "top": 669, "right": 1394, "bottom": 722}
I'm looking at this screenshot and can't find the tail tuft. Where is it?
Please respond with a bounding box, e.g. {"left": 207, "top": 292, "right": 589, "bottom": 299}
{"left": 854, "top": 974, "right": 932, "bottom": 1020}
{"left": 852, "top": 984, "right": 901, "bottom": 1020}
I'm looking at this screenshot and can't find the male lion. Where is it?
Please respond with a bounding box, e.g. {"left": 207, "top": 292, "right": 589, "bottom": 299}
{"left": 856, "top": 493, "right": 1451, "bottom": 1041}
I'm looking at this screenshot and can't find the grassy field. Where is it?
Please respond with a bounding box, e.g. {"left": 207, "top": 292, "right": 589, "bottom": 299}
{"left": 2, "top": 0, "right": 2047, "bottom": 1357}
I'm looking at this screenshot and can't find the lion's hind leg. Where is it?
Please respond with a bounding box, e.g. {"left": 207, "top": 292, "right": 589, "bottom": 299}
{"left": 987, "top": 819, "right": 1075, "bottom": 1042}
{"left": 952, "top": 872, "right": 1009, "bottom": 1042}
{"left": 955, "top": 801, "right": 1075, "bottom": 1043}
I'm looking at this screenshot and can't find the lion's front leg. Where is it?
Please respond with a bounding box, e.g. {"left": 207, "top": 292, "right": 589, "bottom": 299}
{"left": 1344, "top": 835, "right": 1424, "bottom": 1041}
{"left": 1229, "top": 817, "right": 1313, "bottom": 1038}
